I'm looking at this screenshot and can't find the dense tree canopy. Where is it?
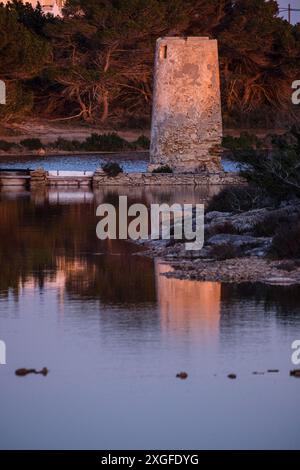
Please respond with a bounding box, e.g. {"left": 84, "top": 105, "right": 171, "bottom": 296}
{"left": 0, "top": 0, "right": 299, "bottom": 127}
{"left": 0, "top": 1, "right": 52, "bottom": 120}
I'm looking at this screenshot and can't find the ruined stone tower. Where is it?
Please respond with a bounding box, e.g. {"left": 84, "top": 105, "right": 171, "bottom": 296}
{"left": 149, "top": 37, "right": 222, "bottom": 173}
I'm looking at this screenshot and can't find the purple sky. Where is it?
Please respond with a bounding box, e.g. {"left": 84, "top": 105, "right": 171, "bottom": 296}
{"left": 278, "top": 0, "right": 300, "bottom": 24}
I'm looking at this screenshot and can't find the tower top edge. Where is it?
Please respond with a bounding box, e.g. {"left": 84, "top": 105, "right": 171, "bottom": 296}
{"left": 157, "top": 36, "right": 214, "bottom": 43}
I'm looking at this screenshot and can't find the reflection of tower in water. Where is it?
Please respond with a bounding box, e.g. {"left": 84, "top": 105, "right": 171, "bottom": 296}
{"left": 156, "top": 262, "right": 221, "bottom": 340}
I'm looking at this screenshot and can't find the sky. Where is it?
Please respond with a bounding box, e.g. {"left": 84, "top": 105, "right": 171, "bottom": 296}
{"left": 278, "top": 0, "right": 300, "bottom": 24}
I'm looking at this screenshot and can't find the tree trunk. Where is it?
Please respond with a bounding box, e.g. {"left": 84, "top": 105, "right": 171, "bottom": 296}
{"left": 100, "top": 91, "right": 109, "bottom": 123}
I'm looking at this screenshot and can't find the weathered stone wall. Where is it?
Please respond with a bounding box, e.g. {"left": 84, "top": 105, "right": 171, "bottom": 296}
{"left": 93, "top": 172, "right": 245, "bottom": 187}
{"left": 30, "top": 168, "right": 48, "bottom": 186}
{"left": 150, "top": 37, "right": 223, "bottom": 173}
{"left": 25, "top": 168, "right": 245, "bottom": 187}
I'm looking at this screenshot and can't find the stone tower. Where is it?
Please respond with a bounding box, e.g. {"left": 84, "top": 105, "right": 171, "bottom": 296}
{"left": 149, "top": 37, "right": 222, "bottom": 173}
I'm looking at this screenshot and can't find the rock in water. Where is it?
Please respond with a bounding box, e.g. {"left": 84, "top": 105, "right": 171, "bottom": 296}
{"left": 227, "top": 373, "right": 237, "bottom": 379}
{"left": 176, "top": 372, "right": 188, "bottom": 380}
{"left": 15, "top": 368, "right": 36, "bottom": 376}
{"left": 40, "top": 367, "right": 48, "bottom": 376}
{"left": 15, "top": 367, "right": 49, "bottom": 377}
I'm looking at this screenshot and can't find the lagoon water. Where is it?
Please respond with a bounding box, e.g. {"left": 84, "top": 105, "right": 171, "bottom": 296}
{"left": 0, "top": 186, "right": 299, "bottom": 450}
{"left": 0, "top": 152, "right": 148, "bottom": 173}
{"left": 0, "top": 152, "right": 238, "bottom": 173}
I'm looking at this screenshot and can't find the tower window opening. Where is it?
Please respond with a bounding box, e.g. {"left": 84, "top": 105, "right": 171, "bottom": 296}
{"left": 160, "top": 45, "right": 167, "bottom": 60}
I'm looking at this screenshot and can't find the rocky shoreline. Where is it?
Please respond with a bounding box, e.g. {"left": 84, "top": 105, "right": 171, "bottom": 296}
{"left": 159, "top": 256, "right": 300, "bottom": 285}
{"left": 138, "top": 201, "right": 300, "bottom": 285}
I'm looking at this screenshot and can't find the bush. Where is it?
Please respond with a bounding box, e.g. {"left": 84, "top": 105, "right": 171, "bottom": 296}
{"left": 152, "top": 165, "right": 173, "bottom": 174}
{"left": 210, "top": 243, "right": 243, "bottom": 260}
{"left": 206, "top": 185, "right": 272, "bottom": 213}
{"left": 44, "top": 134, "right": 148, "bottom": 152}
{"left": 0, "top": 82, "right": 34, "bottom": 123}
{"left": 84, "top": 133, "right": 130, "bottom": 152}
{"left": 132, "top": 135, "right": 150, "bottom": 149}
{"left": 253, "top": 212, "right": 298, "bottom": 237}
{"left": 52, "top": 138, "right": 82, "bottom": 151}
{"left": 227, "top": 129, "right": 300, "bottom": 201}
{"left": 239, "top": 149, "right": 300, "bottom": 200}
{"left": 101, "top": 162, "right": 123, "bottom": 177}
{"left": 269, "top": 131, "right": 299, "bottom": 150}
{"left": 222, "top": 132, "right": 262, "bottom": 151}
{"left": 270, "top": 219, "right": 300, "bottom": 259}
{"left": 0, "top": 140, "right": 15, "bottom": 151}
{"left": 20, "top": 138, "right": 43, "bottom": 150}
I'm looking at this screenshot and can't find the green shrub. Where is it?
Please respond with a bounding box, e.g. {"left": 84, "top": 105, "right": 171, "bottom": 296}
{"left": 152, "top": 165, "right": 173, "bottom": 174}
{"left": 222, "top": 132, "right": 262, "bottom": 151}
{"left": 206, "top": 185, "right": 272, "bottom": 213}
{"left": 84, "top": 133, "right": 130, "bottom": 152}
{"left": 253, "top": 212, "right": 298, "bottom": 237}
{"left": 269, "top": 129, "right": 300, "bottom": 150}
{"left": 52, "top": 138, "right": 82, "bottom": 151}
{"left": 101, "top": 162, "right": 123, "bottom": 177}
{"left": 20, "top": 138, "right": 43, "bottom": 150}
{"left": 0, "top": 140, "right": 15, "bottom": 151}
{"left": 270, "top": 219, "right": 300, "bottom": 259}
{"left": 226, "top": 128, "right": 300, "bottom": 202}
{"left": 50, "top": 134, "right": 147, "bottom": 152}
{"left": 132, "top": 135, "right": 150, "bottom": 149}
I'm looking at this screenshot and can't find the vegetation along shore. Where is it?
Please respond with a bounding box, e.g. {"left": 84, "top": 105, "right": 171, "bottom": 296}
{"left": 138, "top": 128, "right": 300, "bottom": 285}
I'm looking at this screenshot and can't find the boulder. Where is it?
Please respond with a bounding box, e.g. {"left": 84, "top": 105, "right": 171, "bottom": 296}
{"left": 205, "top": 211, "right": 232, "bottom": 222}
{"left": 207, "top": 233, "right": 269, "bottom": 248}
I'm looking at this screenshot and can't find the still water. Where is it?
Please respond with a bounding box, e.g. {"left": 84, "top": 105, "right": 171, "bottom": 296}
{"left": 0, "top": 152, "right": 237, "bottom": 172}
{"left": 0, "top": 186, "right": 299, "bottom": 450}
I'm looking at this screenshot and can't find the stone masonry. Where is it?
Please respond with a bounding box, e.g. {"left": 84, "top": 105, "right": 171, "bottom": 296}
{"left": 149, "top": 37, "right": 223, "bottom": 173}
{"left": 92, "top": 172, "right": 244, "bottom": 187}
{"left": 2, "top": 168, "right": 244, "bottom": 187}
